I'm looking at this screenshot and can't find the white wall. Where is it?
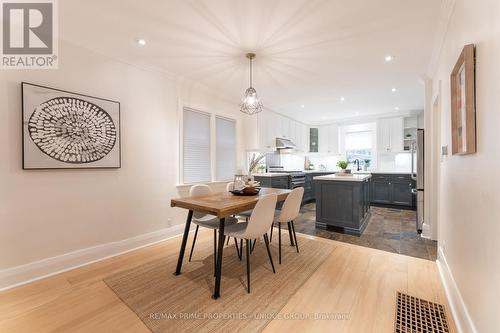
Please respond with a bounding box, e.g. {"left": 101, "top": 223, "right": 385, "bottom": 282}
{"left": 0, "top": 41, "right": 244, "bottom": 281}
{"left": 431, "top": 0, "right": 500, "bottom": 332}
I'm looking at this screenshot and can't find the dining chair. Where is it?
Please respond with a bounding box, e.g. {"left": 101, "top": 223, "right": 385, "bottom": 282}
{"left": 223, "top": 193, "right": 277, "bottom": 293}
{"left": 226, "top": 182, "right": 253, "bottom": 247}
{"left": 188, "top": 185, "right": 239, "bottom": 274}
{"left": 269, "top": 187, "right": 304, "bottom": 264}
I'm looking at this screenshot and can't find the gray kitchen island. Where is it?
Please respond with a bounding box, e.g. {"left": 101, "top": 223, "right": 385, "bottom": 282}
{"left": 314, "top": 174, "right": 371, "bottom": 236}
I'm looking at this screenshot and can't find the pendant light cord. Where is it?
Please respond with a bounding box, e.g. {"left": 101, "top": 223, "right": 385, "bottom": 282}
{"left": 249, "top": 57, "right": 253, "bottom": 88}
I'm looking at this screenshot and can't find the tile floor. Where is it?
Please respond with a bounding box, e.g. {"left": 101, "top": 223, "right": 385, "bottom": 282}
{"left": 291, "top": 203, "right": 437, "bottom": 261}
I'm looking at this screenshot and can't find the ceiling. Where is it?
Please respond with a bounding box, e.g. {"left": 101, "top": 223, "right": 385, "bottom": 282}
{"left": 60, "top": 0, "right": 443, "bottom": 123}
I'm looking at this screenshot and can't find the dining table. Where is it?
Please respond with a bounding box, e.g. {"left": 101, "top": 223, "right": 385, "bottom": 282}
{"left": 170, "top": 187, "right": 291, "bottom": 299}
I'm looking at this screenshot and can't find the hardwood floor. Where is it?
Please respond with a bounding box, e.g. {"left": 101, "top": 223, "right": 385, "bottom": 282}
{"left": 0, "top": 230, "right": 455, "bottom": 333}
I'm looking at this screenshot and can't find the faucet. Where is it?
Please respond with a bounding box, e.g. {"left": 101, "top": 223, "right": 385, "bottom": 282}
{"left": 354, "top": 159, "right": 361, "bottom": 171}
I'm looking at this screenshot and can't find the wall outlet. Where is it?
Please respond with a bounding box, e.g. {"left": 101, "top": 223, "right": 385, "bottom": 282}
{"left": 441, "top": 145, "right": 448, "bottom": 156}
{"left": 167, "top": 218, "right": 172, "bottom": 227}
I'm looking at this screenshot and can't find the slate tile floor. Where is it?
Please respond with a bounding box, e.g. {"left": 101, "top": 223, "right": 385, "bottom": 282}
{"left": 292, "top": 203, "right": 437, "bottom": 261}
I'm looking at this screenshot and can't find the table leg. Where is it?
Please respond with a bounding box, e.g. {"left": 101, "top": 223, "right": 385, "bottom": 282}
{"left": 212, "top": 217, "right": 225, "bottom": 299}
{"left": 174, "top": 210, "right": 193, "bottom": 275}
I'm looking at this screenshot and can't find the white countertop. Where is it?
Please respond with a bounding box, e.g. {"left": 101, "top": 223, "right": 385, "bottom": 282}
{"left": 253, "top": 173, "right": 290, "bottom": 177}
{"left": 370, "top": 171, "right": 411, "bottom": 174}
{"left": 305, "top": 170, "right": 411, "bottom": 175}
{"left": 314, "top": 174, "right": 372, "bottom": 182}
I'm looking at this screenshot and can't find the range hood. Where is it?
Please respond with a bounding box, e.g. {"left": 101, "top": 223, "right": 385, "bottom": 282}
{"left": 276, "top": 137, "right": 296, "bottom": 149}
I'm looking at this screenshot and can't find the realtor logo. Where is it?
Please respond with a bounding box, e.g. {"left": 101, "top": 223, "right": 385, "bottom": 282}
{"left": 1, "top": 0, "right": 58, "bottom": 69}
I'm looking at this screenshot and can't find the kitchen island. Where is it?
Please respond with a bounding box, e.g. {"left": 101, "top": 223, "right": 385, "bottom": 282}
{"left": 314, "top": 174, "right": 371, "bottom": 236}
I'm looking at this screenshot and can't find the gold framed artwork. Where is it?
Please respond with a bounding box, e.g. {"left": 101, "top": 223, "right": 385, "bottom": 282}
{"left": 450, "top": 44, "right": 476, "bottom": 155}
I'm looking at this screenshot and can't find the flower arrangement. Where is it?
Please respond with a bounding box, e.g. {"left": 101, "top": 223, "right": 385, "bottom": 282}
{"left": 248, "top": 153, "right": 268, "bottom": 174}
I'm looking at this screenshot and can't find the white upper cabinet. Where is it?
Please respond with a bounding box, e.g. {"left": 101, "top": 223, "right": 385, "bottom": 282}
{"left": 257, "top": 111, "right": 275, "bottom": 149}
{"left": 255, "top": 111, "right": 308, "bottom": 151}
{"left": 318, "top": 126, "right": 328, "bottom": 153}
{"left": 317, "top": 124, "right": 339, "bottom": 154}
{"left": 326, "top": 124, "right": 339, "bottom": 155}
{"left": 377, "top": 117, "right": 404, "bottom": 153}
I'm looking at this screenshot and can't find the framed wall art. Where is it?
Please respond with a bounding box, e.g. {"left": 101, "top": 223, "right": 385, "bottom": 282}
{"left": 450, "top": 44, "right": 476, "bottom": 155}
{"left": 22, "top": 82, "right": 121, "bottom": 169}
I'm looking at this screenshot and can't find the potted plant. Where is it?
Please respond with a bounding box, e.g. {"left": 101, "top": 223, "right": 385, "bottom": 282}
{"left": 363, "top": 159, "right": 371, "bottom": 171}
{"left": 336, "top": 160, "right": 349, "bottom": 173}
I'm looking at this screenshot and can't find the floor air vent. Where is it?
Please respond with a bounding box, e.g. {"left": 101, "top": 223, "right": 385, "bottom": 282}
{"left": 395, "top": 292, "right": 450, "bottom": 333}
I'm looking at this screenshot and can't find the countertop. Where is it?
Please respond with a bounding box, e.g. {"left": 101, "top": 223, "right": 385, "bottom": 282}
{"left": 253, "top": 170, "right": 411, "bottom": 177}
{"left": 253, "top": 173, "right": 290, "bottom": 177}
{"left": 306, "top": 170, "right": 411, "bottom": 175}
{"left": 314, "top": 174, "right": 372, "bottom": 182}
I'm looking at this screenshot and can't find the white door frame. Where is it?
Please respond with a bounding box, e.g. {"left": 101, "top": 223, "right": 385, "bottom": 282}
{"left": 423, "top": 79, "right": 441, "bottom": 241}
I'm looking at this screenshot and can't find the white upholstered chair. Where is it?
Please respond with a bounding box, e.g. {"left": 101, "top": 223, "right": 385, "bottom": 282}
{"left": 225, "top": 182, "right": 254, "bottom": 246}
{"left": 269, "top": 187, "right": 304, "bottom": 264}
{"left": 188, "top": 185, "right": 238, "bottom": 274}
{"left": 223, "top": 194, "right": 277, "bottom": 293}
{"left": 226, "top": 182, "right": 253, "bottom": 219}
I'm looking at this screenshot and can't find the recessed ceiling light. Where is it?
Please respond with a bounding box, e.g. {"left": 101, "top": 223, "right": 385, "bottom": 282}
{"left": 385, "top": 55, "right": 393, "bottom": 62}
{"left": 340, "top": 97, "right": 345, "bottom": 102}
{"left": 391, "top": 87, "right": 397, "bottom": 92}
{"left": 137, "top": 39, "right": 147, "bottom": 46}
{"left": 395, "top": 106, "right": 400, "bottom": 110}
{"left": 355, "top": 112, "right": 360, "bottom": 116}
{"left": 300, "top": 104, "right": 305, "bottom": 108}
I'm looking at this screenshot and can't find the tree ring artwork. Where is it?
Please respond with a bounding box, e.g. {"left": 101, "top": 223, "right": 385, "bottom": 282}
{"left": 22, "top": 83, "right": 121, "bottom": 169}
{"left": 28, "top": 97, "right": 116, "bottom": 164}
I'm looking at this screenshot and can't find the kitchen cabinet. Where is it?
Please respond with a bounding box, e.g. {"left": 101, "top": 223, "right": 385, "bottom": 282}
{"left": 314, "top": 125, "right": 339, "bottom": 154}
{"left": 377, "top": 117, "right": 404, "bottom": 153}
{"left": 371, "top": 175, "right": 392, "bottom": 204}
{"left": 255, "top": 111, "right": 309, "bottom": 151}
{"left": 309, "top": 128, "right": 319, "bottom": 152}
{"left": 315, "top": 176, "right": 371, "bottom": 235}
{"left": 254, "top": 175, "right": 289, "bottom": 189}
{"left": 295, "top": 122, "right": 309, "bottom": 152}
{"left": 370, "top": 173, "right": 415, "bottom": 208}
{"left": 326, "top": 124, "right": 339, "bottom": 154}
{"left": 318, "top": 126, "right": 328, "bottom": 153}
{"left": 257, "top": 111, "right": 274, "bottom": 149}
{"left": 303, "top": 172, "right": 335, "bottom": 203}
{"left": 392, "top": 176, "right": 414, "bottom": 206}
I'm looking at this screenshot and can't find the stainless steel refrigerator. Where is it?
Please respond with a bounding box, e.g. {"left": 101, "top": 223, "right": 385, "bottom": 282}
{"left": 411, "top": 129, "right": 424, "bottom": 233}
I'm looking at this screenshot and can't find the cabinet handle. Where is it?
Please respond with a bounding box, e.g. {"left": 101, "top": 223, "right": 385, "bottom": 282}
{"left": 389, "top": 182, "right": 391, "bottom": 185}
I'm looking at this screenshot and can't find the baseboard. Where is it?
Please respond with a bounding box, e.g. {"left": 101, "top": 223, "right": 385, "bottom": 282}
{"left": 436, "top": 246, "right": 477, "bottom": 333}
{"left": 0, "top": 224, "right": 186, "bottom": 292}
{"left": 421, "top": 222, "right": 431, "bottom": 239}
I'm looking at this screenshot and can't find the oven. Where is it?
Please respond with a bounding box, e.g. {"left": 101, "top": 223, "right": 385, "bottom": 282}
{"left": 268, "top": 166, "right": 305, "bottom": 189}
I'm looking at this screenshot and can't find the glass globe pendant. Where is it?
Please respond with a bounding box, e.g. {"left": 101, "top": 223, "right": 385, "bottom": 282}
{"left": 240, "top": 53, "right": 263, "bottom": 115}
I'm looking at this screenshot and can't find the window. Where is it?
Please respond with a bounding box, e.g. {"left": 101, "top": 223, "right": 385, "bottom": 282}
{"left": 181, "top": 108, "right": 237, "bottom": 184}
{"left": 345, "top": 130, "right": 373, "bottom": 166}
{"left": 215, "top": 116, "right": 236, "bottom": 180}
{"left": 183, "top": 108, "right": 211, "bottom": 183}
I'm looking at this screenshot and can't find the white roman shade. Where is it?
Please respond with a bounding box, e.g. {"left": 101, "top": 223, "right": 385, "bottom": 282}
{"left": 215, "top": 116, "right": 236, "bottom": 181}
{"left": 345, "top": 131, "right": 372, "bottom": 150}
{"left": 183, "top": 108, "right": 211, "bottom": 183}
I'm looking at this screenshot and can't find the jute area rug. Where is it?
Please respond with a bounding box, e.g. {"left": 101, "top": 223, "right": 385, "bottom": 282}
{"left": 104, "top": 235, "right": 334, "bottom": 332}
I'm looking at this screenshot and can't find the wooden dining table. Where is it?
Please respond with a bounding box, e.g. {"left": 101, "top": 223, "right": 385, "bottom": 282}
{"left": 170, "top": 187, "right": 291, "bottom": 299}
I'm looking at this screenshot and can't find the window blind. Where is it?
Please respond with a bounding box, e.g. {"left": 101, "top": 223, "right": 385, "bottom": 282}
{"left": 345, "top": 131, "right": 372, "bottom": 150}
{"left": 215, "top": 116, "right": 236, "bottom": 181}
{"left": 183, "top": 108, "right": 211, "bottom": 183}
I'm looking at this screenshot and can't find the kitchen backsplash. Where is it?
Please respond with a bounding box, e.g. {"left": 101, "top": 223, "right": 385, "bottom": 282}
{"left": 278, "top": 151, "right": 413, "bottom": 172}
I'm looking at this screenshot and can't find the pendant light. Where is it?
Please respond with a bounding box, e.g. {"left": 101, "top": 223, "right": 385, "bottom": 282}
{"left": 240, "top": 53, "right": 263, "bottom": 115}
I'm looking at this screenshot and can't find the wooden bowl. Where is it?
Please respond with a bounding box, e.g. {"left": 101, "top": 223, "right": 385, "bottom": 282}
{"left": 242, "top": 186, "right": 259, "bottom": 194}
